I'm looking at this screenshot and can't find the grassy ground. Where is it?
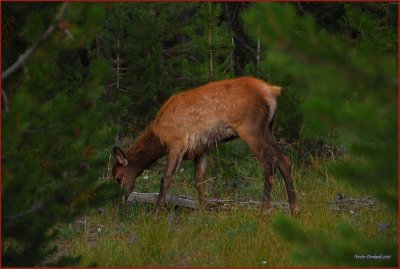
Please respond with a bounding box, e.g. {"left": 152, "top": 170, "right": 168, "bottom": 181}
{"left": 55, "top": 140, "right": 398, "bottom": 267}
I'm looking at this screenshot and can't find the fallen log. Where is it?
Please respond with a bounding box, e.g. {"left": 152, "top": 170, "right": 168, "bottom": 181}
{"left": 126, "top": 192, "right": 289, "bottom": 210}
{"left": 330, "top": 193, "right": 379, "bottom": 212}
{"left": 127, "top": 192, "right": 198, "bottom": 209}
{"left": 127, "top": 192, "right": 381, "bottom": 212}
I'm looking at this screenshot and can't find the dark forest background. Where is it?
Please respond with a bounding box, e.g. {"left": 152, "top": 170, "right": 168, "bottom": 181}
{"left": 2, "top": 2, "right": 398, "bottom": 267}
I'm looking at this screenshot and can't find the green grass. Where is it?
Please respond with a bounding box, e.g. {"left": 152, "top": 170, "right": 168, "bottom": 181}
{"left": 54, "top": 140, "right": 398, "bottom": 267}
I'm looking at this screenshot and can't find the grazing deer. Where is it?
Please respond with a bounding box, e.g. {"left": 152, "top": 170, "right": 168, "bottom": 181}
{"left": 112, "top": 77, "right": 299, "bottom": 216}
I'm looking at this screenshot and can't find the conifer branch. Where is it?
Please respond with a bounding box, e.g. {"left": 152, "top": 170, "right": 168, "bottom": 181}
{"left": 2, "top": 2, "right": 69, "bottom": 81}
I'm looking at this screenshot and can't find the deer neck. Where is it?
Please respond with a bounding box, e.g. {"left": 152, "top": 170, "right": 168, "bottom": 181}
{"left": 125, "top": 127, "right": 166, "bottom": 172}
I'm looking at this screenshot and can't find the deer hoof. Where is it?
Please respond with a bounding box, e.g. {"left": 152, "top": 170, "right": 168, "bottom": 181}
{"left": 291, "top": 205, "right": 300, "bottom": 217}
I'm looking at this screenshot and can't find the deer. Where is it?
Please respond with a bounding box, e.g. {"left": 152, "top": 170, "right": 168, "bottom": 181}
{"left": 111, "top": 77, "right": 299, "bottom": 216}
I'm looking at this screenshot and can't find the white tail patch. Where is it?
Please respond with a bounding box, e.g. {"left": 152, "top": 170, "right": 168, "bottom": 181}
{"left": 259, "top": 83, "right": 281, "bottom": 123}
{"left": 268, "top": 97, "right": 277, "bottom": 123}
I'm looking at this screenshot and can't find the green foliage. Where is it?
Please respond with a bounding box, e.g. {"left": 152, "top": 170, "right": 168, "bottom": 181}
{"left": 272, "top": 214, "right": 306, "bottom": 242}
{"left": 273, "top": 215, "right": 397, "bottom": 267}
{"left": 244, "top": 2, "right": 397, "bottom": 266}
{"left": 345, "top": 3, "right": 398, "bottom": 55}
{"left": 2, "top": 3, "right": 122, "bottom": 266}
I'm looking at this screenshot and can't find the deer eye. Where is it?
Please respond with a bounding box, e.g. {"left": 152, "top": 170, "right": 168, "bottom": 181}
{"left": 115, "top": 177, "right": 122, "bottom": 184}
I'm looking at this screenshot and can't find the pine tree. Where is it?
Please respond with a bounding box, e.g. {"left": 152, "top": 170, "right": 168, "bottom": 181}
{"left": 99, "top": 2, "right": 233, "bottom": 134}
{"left": 183, "top": 2, "right": 234, "bottom": 84}
{"left": 2, "top": 3, "right": 122, "bottom": 266}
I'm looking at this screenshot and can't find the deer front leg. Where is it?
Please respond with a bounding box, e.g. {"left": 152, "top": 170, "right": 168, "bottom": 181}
{"left": 154, "top": 150, "right": 183, "bottom": 217}
{"left": 194, "top": 153, "right": 207, "bottom": 208}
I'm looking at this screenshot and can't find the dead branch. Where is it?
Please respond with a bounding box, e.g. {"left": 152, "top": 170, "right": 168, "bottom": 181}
{"left": 2, "top": 2, "right": 69, "bottom": 81}
{"left": 22, "top": 120, "right": 61, "bottom": 134}
{"left": 2, "top": 89, "right": 9, "bottom": 112}
{"left": 4, "top": 202, "right": 45, "bottom": 221}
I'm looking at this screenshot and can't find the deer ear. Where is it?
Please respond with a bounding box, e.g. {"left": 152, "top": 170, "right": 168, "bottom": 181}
{"left": 112, "top": 146, "right": 128, "bottom": 166}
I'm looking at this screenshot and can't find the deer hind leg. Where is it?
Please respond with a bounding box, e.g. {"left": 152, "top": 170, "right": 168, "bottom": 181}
{"left": 154, "top": 148, "right": 183, "bottom": 216}
{"left": 262, "top": 124, "right": 299, "bottom": 216}
{"left": 235, "top": 125, "right": 275, "bottom": 215}
{"left": 271, "top": 143, "right": 299, "bottom": 216}
{"left": 261, "top": 154, "right": 274, "bottom": 215}
{"left": 194, "top": 153, "right": 207, "bottom": 208}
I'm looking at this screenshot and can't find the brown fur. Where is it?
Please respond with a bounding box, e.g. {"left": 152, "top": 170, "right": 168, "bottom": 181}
{"left": 112, "top": 77, "right": 299, "bottom": 216}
